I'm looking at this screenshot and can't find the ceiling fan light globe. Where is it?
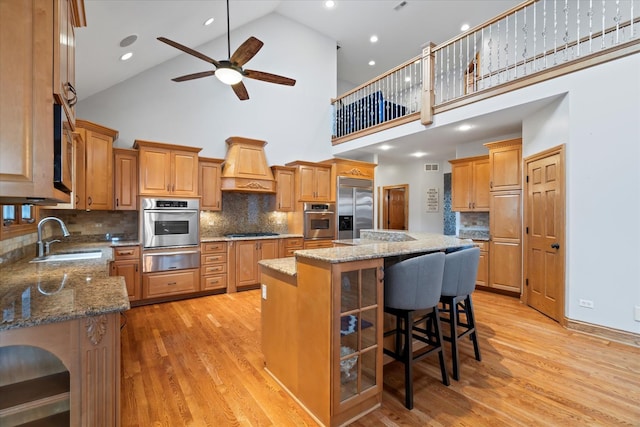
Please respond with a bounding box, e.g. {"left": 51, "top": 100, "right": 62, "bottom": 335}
{"left": 216, "top": 68, "right": 243, "bottom": 85}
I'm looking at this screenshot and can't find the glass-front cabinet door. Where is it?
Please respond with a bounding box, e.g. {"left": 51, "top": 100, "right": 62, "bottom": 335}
{"left": 332, "top": 258, "right": 383, "bottom": 414}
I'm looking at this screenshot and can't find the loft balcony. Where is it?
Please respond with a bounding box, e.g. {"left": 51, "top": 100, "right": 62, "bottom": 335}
{"left": 331, "top": 0, "right": 640, "bottom": 145}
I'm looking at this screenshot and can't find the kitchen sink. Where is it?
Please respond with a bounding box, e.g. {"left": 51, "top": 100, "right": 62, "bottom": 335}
{"left": 30, "top": 250, "right": 103, "bottom": 263}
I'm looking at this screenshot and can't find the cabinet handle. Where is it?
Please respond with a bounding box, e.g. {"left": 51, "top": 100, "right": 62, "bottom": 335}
{"left": 119, "top": 250, "right": 134, "bottom": 256}
{"left": 88, "top": 196, "right": 92, "bottom": 206}
{"left": 172, "top": 184, "right": 175, "bottom": 192}
{"left": 135, "top": 265, "right": 138, "bottom": 272}
{"left": 490, "top": 181, "right": 493, "bottom": 189}
{"left": 116, "top": 198, "right": 119, "bottom": 207}
{"left": 217, "top": 201, "right": 220, "bottom": 208}
{"left": 378, "top": 266, "right": 385, "bottom": 281}
{"left": 167, "top": 185, "right": 170, "bottom": 191}
{"left": 167, "top": 282, "right": 177, "bottom": 285}
{"left": 65, "top": 82, "right": 77, "bottom": 107}
{"left": 75, "top": 195, "right": 79, "bottom": 205}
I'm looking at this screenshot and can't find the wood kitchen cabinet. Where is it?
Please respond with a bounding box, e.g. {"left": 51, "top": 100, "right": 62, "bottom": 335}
{"left": 228, "top": 239, "right": 278, "bottom": 292}
{"left": 134, "top": 140, "right": 202, "bottom": 197}
{"left": 261, "top": 257, "right": 383, "bottom": 426}
{"left": 303, "top": 239, "right": 334, "bottom": 249}
{"left": 114, "top": 148, "right": 138, "bottom": 211}
{"left": 486, "top": 138, "right": 522, "bottom": 191}
{"left": 272, "top": 166, "right": 296, "bottom": 212}
{"left": 279, "top": 237, "right": 303, "bottom": 257}
{"left": 53, "top": 0, "right": 85, "bottom": 129}
{"left": 110, "top": 245, "right": 141, "bottom": 302}
{"left": 0, "top": 0, "right": 81, "bottom": 204}
{"left": 142, "top": 269, "right": 200, "bottom": 299}
{"left": 75, "top": 120, "right": 118, "bottom": 210}
{"left": 449, "top": 155, "right": 490, "bottom": 212}
{"left": 321, "top": 157, "right": 377, "bottom": 202}
{"left": 201, "top": 241, "right": 228, "bottom": 292}
{"left": 474, "top": 240, "right": 489, "bottom": 288}
{"left": 286, "top": 161, "right": 332, "bottom": 202}
{"left": 199, "top": 157, "right": 224, "bottom": 211}
{"left": 489, "top": 190, "right": 522, "bottom": 293}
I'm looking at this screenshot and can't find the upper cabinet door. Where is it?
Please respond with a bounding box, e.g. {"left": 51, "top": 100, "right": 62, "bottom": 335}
{"left": 487, "top": 139, "right": 522, "bottom": 191}
{"left": 314, "top": 166, "right": 332, "bottom": 202}
{"left": 451, "top": 162, "right": 472, "bottom": 211}
{"left": 199, "top": 158, "right": 223, "bottom": 211}
{"left": 54, "top": 0, "right": 78, "bottom": 128}
{"left": 171, "top": 150, "right": 199, "bottom": 196}
{"left": 114, "top": 148, "right": 138, "bottom": 211}
{"left": 85, "top": 130, "right": 114, "bottom": 210}
{"left": 472, "top": 158, "right": 490, "bottom": 210}
{"left": 272, "top": 167, "right": 295, "bottom": 212}
{"left": 138, "top": 146, "right": 172, "bottom": 195}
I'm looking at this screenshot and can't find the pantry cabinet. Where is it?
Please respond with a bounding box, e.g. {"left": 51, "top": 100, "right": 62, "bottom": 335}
{"left": 286, "top": 161, "right": 332, "bottom": 202}
{"left": 488, "top": 139, "right": 522, "bottom": 191}
{"left": 485, "top": 138, "right": 523, "bottom": 294}
{"left": 449, "top": 155, "right": 490, "bottom": 212}
{"left": 114, "top": 148, "right": 138, "bottom": 211}
{"left": 199, "top": 157, "right": 224, "bottom": 211}
{"left": 134, "top": 140, "right": 201, "bottom": 197}
{"left": 75, "top": 120, "right": 118, "bottom": 210}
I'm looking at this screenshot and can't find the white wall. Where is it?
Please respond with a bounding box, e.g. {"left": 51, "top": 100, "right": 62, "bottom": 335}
{"left": 522, "top": 54, "right": 640, "bottom": 334}
{"left": 375, "top": 156, "right": 446, "bottom": 233}
{"left": 78, "top": 13, "right": 336, "bottom": 165}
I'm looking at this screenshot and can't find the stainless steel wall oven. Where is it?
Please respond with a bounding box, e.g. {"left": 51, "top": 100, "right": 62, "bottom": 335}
{"left": 303, "top": 203, "right": 335, "bottom": 240}
{"left": 141, "top": 197, "right": 199, "bottom": 249}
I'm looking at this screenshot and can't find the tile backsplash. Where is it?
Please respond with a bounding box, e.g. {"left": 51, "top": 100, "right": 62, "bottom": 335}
{"left": 200, "top": 192, "right": 288, "bottom": 237}
{"left": 39, "top": 209, "right": 139, "bottom": 242}
{"left": 458, "top": 211, "right": 489, "bottom": 235}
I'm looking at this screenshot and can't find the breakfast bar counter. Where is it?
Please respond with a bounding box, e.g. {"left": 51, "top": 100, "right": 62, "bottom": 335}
{"left": 259, "top": 231, "right": 472, "bottom": 427}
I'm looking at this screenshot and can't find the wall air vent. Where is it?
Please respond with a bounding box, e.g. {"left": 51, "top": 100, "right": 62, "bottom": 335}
{"left": 424, "top": 163, "right": 440, "bottom": 172}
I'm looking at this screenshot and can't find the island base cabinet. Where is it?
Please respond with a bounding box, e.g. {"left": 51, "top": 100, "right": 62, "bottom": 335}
{"left": 0, "top": 313, "right": 121, "bottom": 426}
{"left": 262, "top": 257, "right": 383, "bottom": 427}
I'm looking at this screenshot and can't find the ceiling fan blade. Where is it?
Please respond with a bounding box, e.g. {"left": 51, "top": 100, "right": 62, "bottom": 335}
{"left": 171, "top": 70, "right": 217, "bottom": 82}
{"left": 244, "top": 69, "right": 296, "bottom": 86}
{"left": 230, "top": 37, "right": 264, "bottom": 67}
{"left": 232, "top": 81, "right": 249, "bottom": 101}
{"left": 157, "top": 37, "right": 221, "bottom": 68}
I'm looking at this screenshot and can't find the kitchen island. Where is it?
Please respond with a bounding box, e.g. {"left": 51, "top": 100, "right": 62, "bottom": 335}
{"left": 0, "top": 242, "right": 130, "bottom": 426}
{"left": 259, "top": 231, "right": 472, "bottom": 427}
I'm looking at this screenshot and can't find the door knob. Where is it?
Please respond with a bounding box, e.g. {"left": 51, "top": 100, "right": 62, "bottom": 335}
{"left": 551, "top": 243, "right": 560, "bottom": 249}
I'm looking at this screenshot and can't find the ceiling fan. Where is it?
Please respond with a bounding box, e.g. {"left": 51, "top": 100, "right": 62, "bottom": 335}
{"left": 157, "top": 0, "right": 296, "bottom": 101}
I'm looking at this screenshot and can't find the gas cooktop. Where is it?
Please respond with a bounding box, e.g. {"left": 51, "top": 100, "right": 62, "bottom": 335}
{"left": 224, "top": 232, "right": 280, "bottom": 238}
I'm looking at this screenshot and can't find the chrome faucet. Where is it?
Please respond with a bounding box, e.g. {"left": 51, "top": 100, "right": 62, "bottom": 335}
{"left": 36, "top": 217, "right": 71, "bottom": 257}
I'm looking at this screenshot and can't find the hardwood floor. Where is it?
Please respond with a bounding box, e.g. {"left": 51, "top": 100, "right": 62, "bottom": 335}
{"left": 121, "top": 290, "right": 640, "bottom": 426}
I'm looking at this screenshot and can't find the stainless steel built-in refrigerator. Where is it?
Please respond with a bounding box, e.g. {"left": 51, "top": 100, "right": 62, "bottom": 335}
{"left": 337, "top": 177, "right": 373, "bottom": 239}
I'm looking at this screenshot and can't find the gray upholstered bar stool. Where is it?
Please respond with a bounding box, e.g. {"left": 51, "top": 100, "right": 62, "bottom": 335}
{"left": 383, "top": 252, "right": 450, "bottom": 410}
{"left": 440, "top": 247, "right": 481, "bottom": 381}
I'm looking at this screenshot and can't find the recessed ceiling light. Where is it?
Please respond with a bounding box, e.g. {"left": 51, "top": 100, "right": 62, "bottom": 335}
{"left": 203, "top": 17, "right": 214, "bottom": 26}
{"left": 461, "top": 23, "right": 470, "bottom": 32}
{"left": 324, "top": 0, "right": 335, "bottom": 9}
{"left": 458, "top": 124, "right": 473, "bottom": 131}
{"left": 411, "top": 152, "right": 428, "bottom": 158}
{"left": 379, "top": 144, "right": 392, "bottom": 150}
{"left": 370, "top": 35, "right": 378, "bottom": 43}
{"left": 368, "top": 60, "right": 375, "bottom": 66}
{"left": 120, "top": 52, "right": 133, "bottom": 61}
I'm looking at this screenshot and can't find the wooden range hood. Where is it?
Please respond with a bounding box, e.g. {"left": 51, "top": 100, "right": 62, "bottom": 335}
{"left": 220, "top": 136, "right": 276, "bottom": 193}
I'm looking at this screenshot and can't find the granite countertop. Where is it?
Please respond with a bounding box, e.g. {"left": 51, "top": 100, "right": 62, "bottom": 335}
{"left": 0, "top": 242, "right": 131, "bottom": 331}
{"left": 201, "top": 233, "right": 303, "bottom": 242}
{"left": 259, "top": 231, "right": 474, "bottom": 275}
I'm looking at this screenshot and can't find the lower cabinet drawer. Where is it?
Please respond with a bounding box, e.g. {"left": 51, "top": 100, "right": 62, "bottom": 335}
{"left": 202, "top": 264, "right": 227, "bottom": 275}
{"left": 143, "top": 269, "right": 199, "bottom": 298}
{"left": 282, "top": 248, "right": 298, "bottom": 257}
{"left": 201, "top": 253, "right": 227, "bottom": 265}
{"left": 202, "top": 274, "right": 227, "bottom": 291}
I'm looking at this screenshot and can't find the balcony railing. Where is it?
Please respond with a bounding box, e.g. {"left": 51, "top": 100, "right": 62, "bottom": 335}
{"left": 332, "top": 0, "right": 640, "bottom": 144}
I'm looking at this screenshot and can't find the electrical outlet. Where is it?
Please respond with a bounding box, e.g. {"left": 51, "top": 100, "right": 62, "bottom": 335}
{"left": 634, "top": 305, "right": 640, "bottom": 322}
{"left": 261, "top": 284, "right": 267, "bottom": 300}
{"left": 579, "top": 299, "right": 594, "bottom": 309}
